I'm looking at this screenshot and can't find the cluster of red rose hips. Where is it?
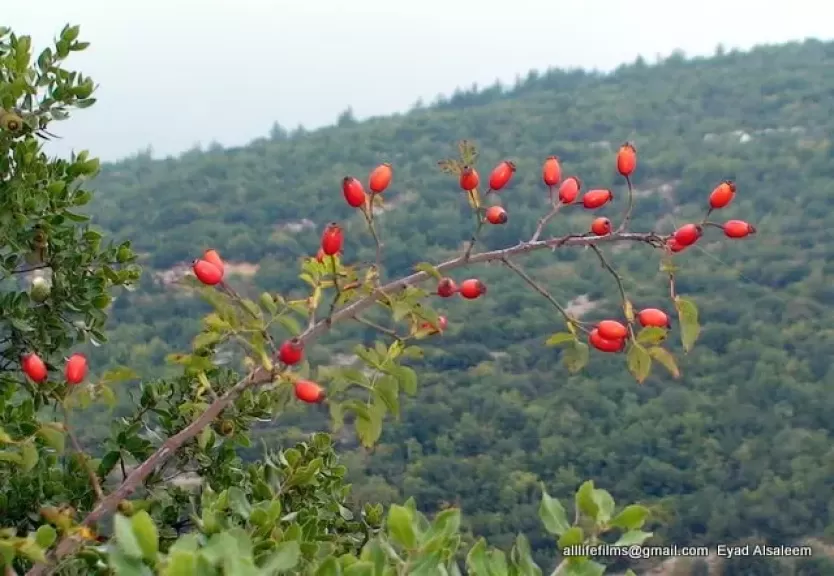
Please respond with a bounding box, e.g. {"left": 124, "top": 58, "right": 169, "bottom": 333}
{"left": 20, "top": 351, "right": 88, "bottom": 386}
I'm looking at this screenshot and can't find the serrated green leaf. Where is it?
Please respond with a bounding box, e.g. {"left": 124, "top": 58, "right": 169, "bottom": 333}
{"left": 545, "top": 332, "right": 575, "bottom": 347}
{"left": 675, "top": 296, "right": 700, "bottom": 353}
{"left": 557, "top": 526, "right": 584, "bottom": 550}
{"left": 37, "top": 424, "right": 65, "bottom": 454}
{"left": 614, "top": 530, "right": 653, "bottom": 547}
{"left": 538, "top": 485, "right": 570, "bottom": 536}
{"left": 387, "top": 505, "right": 417, "bottom": 549}
{"left": 414, "top": 262, "right": 442, "bottom": 280}
{"left": 648, "top": 346, "right": 681, "bottom": 378}
{"left": 563, "top": 341, "right": 589, "bottom": 373}
{"left": 626, "top": 344, "right": 652, "bottom": 384}
{"left": 609, "top": 505, "right": 649, "bottom": 531}
{"left": 373, "top": 375, "right": 400, "bottom": 418}
{"left": 636, "top": 326, "right": 667, "bottom": 345}
{"left": 575, "top": 481, "right": 599, "bottom": 520}
{"left": 592, "top": 489, "right": 615, "bottom": 525}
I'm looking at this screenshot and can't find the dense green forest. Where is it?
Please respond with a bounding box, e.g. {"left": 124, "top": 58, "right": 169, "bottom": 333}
{"left": 61, "top": 39, "right": 834, "bottom": 572}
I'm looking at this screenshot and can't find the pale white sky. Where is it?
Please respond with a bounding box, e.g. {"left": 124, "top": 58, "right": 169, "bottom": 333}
{"left": 8, "top": 0, "right": 833, "bottom": 161}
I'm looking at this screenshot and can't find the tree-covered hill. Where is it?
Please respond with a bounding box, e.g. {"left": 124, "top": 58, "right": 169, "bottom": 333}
{"left": 71, "top": 38, "right": 834, "bottom": 569}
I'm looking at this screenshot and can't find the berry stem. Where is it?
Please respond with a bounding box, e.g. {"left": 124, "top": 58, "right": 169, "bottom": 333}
{"left": 361, "top": 205, "right": 383, "bottom": 276}
{"left": 589, "top": 245, "right": 635, "bottom": 338}
{"left": 326, "top": 256, "right": 342, "bottom": 325}
{"left": 501, "top": 256, "right": 586, "bottom": 334}
{"left": 530, "top": 202, "right": 563, "bottom": 243}
{"left": 615, "top": 174, "right": 635, "bottom": 233}
{"left": 463, "top": 211, "right": 485, "bottom": 261}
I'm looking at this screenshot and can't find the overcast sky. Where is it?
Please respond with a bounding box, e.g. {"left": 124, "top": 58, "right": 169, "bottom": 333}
{"left": 8, "top": 0, "right": 832, "bottom": 162}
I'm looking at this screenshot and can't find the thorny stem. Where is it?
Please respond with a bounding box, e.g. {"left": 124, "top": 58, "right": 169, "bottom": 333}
{"left": 501, "top": 256, "right": 587, "bottom": 334}
{"left": 589, "top": 245, "right": 636, "bottom": 339}
{"left": 463, "top": 211, "right": 485, "bottom": 261}
{"left": 63, "top": 410, "right": 104, "bottom": 502}
{"left": 530, "top": 202, "right": 562, "bottom": 243}
{"left": 27, "top": 229, "right": 660, "bottom": 575}
{"left": 616, "top": 175, "right": 635, "bottom": 233}
{"left": 354, "top": 315, "right": 401, "bottom": 339}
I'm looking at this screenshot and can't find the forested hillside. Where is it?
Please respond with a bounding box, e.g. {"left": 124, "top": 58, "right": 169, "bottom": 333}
{"left": 69, "top": 39, "right": 834, "bottom": 570}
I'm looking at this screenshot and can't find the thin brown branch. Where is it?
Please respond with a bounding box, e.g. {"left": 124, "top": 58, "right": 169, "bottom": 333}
{"left": 353, "top": 315, "right": 400, "bottom": 339}
{"left": 615, "top": 175, "right": 635, "bottom": 233}
{"left": 589, "top": 245, "right": 635, "bottom": 338}
{"left": 326, "top": 256, "right": 342, "bottom": 324}
{"left": 63, "top": 412, "right": 104, "bottom": 502}
{"left": 462, "top": 210, "right": 485, "bottom": 261}
{"left": 530, "top": 202, "right": 562, "bottom": 243}
{"left": 27, "top": 229, "right": 658, "bottom": 575}
{"left": 501, "top": 256, "right": 584, "bottom": 332}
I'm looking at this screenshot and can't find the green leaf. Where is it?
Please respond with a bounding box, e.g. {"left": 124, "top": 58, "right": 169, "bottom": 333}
{"left": 165, "top": 551, "right": 198, "bottom": 576}
{"left": 16, "top": 539, "right": 46, "bottom": 563}
{"left": 391, "top": 365, "right": 417, "bottom": 396}
{"left": 557, "top": 526, "right": 584, "bottom": 550}
{"left": 626, "top": 344, "right": 652, "bottom": 384}
{"left": 130, "top": 510, "right": 159, "bottom": 561}
{"left": 20, "top": 441, "right": 39, "bottom": 472}
{"left": 37, "top": 424, "right": 65, "bottom": 454}
{"left": 545, "top": 332, "right": 575, "bottom": 347}
{"left": 0, "top": 450, "right": 26, "bottom": 465}
{"left": 0, "top": 427, "right": 11, "bottom": 443}
{"left": 343, "top": 561, "right": 374, "bottom": 576}
{"left": 315, "top": 556, "right": 343, "bottom": 576}
{"left": 510, "top": 534, "right": 541, "bottom": 576}
{"left": 113, "top": 514, "right": 143, "bottom": 559}
{"left": 614, "top": 530, "right": 653, "bottom": 547}
{"left": 414, "top": 262, "right": 442, "bottom": 280}
{"left": 387, "top": 504, "right": 417, "bottom": 549}
{"left": 538, "top": 485, "right": 570, "bottom": 536}
{"left": 674, "top": 296, "right": 700, "bottom": 353}
{"left": 373, "top": 375, "right": 400, "bottom": 418}
{"left": 563, "top": 341, "right": 589, "bottom": 373}
{"left": 354, "top": 407, "right": 383, "bottom": 448}
{"left": 636, "top": 326, "right": 667, "bottom": 345}
{"left": 260, "top": 540, "right": 301, "bottom": 574}
{"left": 575, "top": 481, "right": 599, "bottom": 520}
{"left": 592, "top": 489, "right": 615, "bottom": 525}
{"left": 609, "top": 505, "right": 649, "bottom": 531}
{"left": 35, "top": 524, "right": 57, "bottom": 548}
{"left": 466, "top": 538, "right": 490, "bottom": 575}
{"left": 647, "top": 346, "right": 681, "bottom": 378}
{"left": 193, "top": 331, "right": 223, "bottom": 350}
{"left": 259, "top": 292, "right": 278, "bottom": 315}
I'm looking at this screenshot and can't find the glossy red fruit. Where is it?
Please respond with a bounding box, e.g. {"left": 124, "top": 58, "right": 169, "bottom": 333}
{"left": 723, "top": 220, "right": 756, "bottom": 239}
{"left": 558, "top": 176, "right": 582, "bottom": 204}
{"left": 485, "top": 205, "right": 508, "bottom": 225}
{"left": 21, "top": 352, "right": 48, "bottom": 383}
{"left": 709, "top": 180, "right": 736, "bottom": 210}
{"left": 589, "top": 329, "right": 625, "bottom": 353}
{"left": 294, "top": 380, "right": 325, "bottom": 404}
{"left": 542, "top": 156, "right": 562, "bottom": 187}
{"left": 616, "top": 142, "right": 637, "bottom": 177}
{"left": 637, "top": 308, "right": 670, "bottom": 328}
{"left": 320, "top": 223, "right": 344, "bottom": 256}
{"left": 667, "top": 238, "right": 686, "bottom": 253}
{"left": 488, "top": 160, "right": 516, "bottom": 191}
{"left": 673, "top": 224, "right": 702, "bottom": 247}
{"left": 64, "top": 353, "right": 88, "bottom": 385}
{"left": 459, "top": 279, "right": 486, "bottom": 300}
{"left": 278, "top": 338, "right": 304, "bottom": 365}
{"left": 582, "top": 189, "right": 613, "bottom": 209}
{"left": 192, "top": 259, "right": 223, "bottom": 285}
{"left": 436, "top": 277, "right": 457, "bottom": 298}
{"left": 368, "top": 163, "right": 393, "bottom": 194}
{"left": 459, "top": 166, "right": 480, "bottom": 191}
{"left": 203, "top": 249, "right": 224, "bottom": 274}
{"left": 590, "top": 217, "right": 611, "bottom": 236}
{"left": 597, "top": 320, "right": 628, "bottom": 340}
{"left": 342, "top": 176, "right": 367, "bottom": 208}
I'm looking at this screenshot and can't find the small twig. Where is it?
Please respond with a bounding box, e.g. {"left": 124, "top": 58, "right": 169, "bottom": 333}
{"left": 326, "top": 256, "right": 342, "bottom": 324}
{"left": 354, "top": 315, "right": 400, "bottom": 339}
{"left": 589, "top": 245, "right": 635, "bottom": 338}
{"left": 463, "top": 212, "right": 485, "bottom": 261}
{"left": 63, "top": 411, "right": 104, "bottom": 502}
{"left": 615, "top": 175, "right": 635, "bottom": 233}
{"left": 530, "top": 203, "right": 562, "bottom": 243}
{"left": 9, "top": 263, "right": 50, "bottom": 275}
{"left": 501, "top": 256, "right": 585, "bottom": 333}
{"left": 361, "top": 205, "right": 383, "bottom": 275}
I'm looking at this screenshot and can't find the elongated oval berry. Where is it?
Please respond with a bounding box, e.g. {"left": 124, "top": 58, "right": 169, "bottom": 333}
{"left": 192, "top": 259, "right": 223, "bottom": 285}
{"left": 21, "top": 352, "right": 48, "bottom": 383}
{"left": 320, "top": 222, "right": 344, "bottom": 256}
{"left": 709, "top": 180, "right": 736, "bottom": 210}
{"left": 723, "top": 220, "right": 756, "bottom": 238}
{"left": 342, "top": 176, "right": 367, "bottom": 208}
{"left": 459, "top": 166, "right": 480, "bottom": 191}
{"left": 637, "top": 308, "right": 670, "bottom": 328}
{"left": 589, "top": 329, "right": 625, "bottom": 353}
{"left": 488, "top": 160, "right": 516, "bottom": 191}
{"left": 673, "top": 223, "right": 702, "bottom": 247}
{"left": 666, "top": 238, "right": 686, "bottom": 253}
{"left": 437, "top": 277, "right": 457, "bottom": 298}
{"left": 582, "top": 189, "right": 613, "bottom": 209}
{"left": 203, "top": 249, "right": 224, "bottom": 274}
{"left": 542, "top": 156, "right": 562, "bottom": 187}
{"left": 590, "top": 217, "right": 611, "bottom": 236}
{"left": 485, "top": 205, "right": 508, "bottom": 225}
{"left": 597, "top": 320, "right": 628, "bottom": 341}
{"left": 459, "top": 279, "right": 486, "bottom": 300}
{"left": 558, "top": 176, "right": 581, "bottom": 204}
{"left": 616, "top": 142, "right": 637, "bottom": 177}
{"left": 278, "top": 338, "right": 304, "bottom": 365}
{"left": 294, "top": 380, "right": 325, "bottom": 404}
{"left": 368, "top": 163, "right": 393, "bottom": 194}
{"left": 64, "top": 353, "right": 88, "bottom": 385}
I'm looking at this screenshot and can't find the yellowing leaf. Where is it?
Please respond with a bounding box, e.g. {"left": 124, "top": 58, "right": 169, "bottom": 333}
{"left": 626, "top": 344, "right": 652, "bottom": 384}
{"left": 648, "top": 347, "right": 681, "bottom": 378}
{"left": 545, "top": 332, "right": 575, "bottom": 347}
{"left": 674, "top": 296, "right": 700, "bottom": 353}
{"left": 563, "top": 341, "right": 589, "bottom": 374}
{"left": 636, "top": 326, "right": 667, "bottom": 346}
